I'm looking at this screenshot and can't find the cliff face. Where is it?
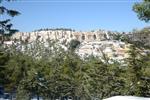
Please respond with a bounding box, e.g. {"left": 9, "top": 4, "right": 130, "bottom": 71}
{"left": 4, "top": 28, "right": 150, "bottom": 62}
{"left": 11, "top": 29, "right": 111, "bottom": 43}
{"left": 10, "top": 29, "right": 132, "bottom": 61}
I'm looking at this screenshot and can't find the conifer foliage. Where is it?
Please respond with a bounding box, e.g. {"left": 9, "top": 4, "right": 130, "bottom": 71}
{"left": 0, "top": 0, "right": 20, "bottom": 44}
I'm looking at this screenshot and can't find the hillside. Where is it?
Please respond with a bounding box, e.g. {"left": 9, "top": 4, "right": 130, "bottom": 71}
{"left": 5, "top": 28, "right": 132, "bottom": 61}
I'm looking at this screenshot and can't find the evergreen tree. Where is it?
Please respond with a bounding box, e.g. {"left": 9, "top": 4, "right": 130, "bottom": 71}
{"left": 0, "top": 0, "right": 20, "bottom": 44}
{"left": 123, "top": 44, "right": 149, "bottom": 96}
{"left": 133, "top": 0, "right": 150, "bottom": 22}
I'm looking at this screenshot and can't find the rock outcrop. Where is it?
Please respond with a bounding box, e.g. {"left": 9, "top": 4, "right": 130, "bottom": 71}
{"left": 11, "top": 28, "right": 131, "bottom": 61}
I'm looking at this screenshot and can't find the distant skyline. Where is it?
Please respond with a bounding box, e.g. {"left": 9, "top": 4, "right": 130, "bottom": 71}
{"left": 2, "top": 0, "right": 149, "bottom": 32}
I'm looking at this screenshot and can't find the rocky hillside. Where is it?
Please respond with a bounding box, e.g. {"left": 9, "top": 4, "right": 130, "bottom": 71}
{"left": 8, "top": 28, "right": 132, "bottom": 61}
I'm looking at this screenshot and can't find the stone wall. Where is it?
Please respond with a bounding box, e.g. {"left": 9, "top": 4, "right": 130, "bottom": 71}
{"left": 12, "top": 29, "right": 110, "bottom": 43}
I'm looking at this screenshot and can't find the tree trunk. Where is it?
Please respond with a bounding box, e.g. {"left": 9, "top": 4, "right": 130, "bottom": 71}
{"left": 37, "top": 94, "right": 39, "bottom": 100}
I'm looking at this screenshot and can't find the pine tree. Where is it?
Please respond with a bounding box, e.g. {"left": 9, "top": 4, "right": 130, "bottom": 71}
{"left": 133, "top": 0, "right": 150, "bottom": 22}
{"left": 123, "top": 44, "right": 149, "bottom": 96}
{"left": 0, "top": 0, "right": 20, "bottom": 44}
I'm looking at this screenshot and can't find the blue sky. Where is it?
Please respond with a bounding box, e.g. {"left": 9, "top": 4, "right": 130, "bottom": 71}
{"left": 1, "top": 0, "right": 149, "bottom": 32}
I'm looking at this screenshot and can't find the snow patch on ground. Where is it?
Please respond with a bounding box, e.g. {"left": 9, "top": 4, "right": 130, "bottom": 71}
{"left": 103, "top": 96, "right": 150, "bottom": 100}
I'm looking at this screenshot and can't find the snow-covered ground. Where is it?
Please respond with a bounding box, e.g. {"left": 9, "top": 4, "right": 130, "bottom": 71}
{"left": 103, "top": 96, "right": 150, "bottom": 100}
{"left": 1, "top": 96, "right": 150, "bottom": 100}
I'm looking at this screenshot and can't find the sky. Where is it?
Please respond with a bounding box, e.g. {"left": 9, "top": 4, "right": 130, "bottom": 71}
{"left": 1, "top": 0, "right": 149, "bottom": 32}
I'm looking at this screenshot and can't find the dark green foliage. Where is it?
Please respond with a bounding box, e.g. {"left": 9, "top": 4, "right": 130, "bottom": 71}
{"left": 34, "top": 28, "right": 74, "bottom": 32}
{"left": 68, "top": 39, "right": 80, "bottom": 51}
{"left": 122, "top": 45, "right": 150, "bottom": 97}
{"left": 131, "top": 27, "right": 150, "bottom": 48}
{"left": 0, "top": 0, "right": 150, "bottom": 99}
{"left": 133, "top": 0, "right": 150, "bottom": 22}
{"left": 86, "top": 56, "right": 125, "bottom": 99}
{"left": 124, "top": 45, "right": 143, "bottom": 95}
{"left": 0, "top": 41, "right": 150, "bottom": 99}
{"left": 2, "top": 53, "right": 34, "bottom": 92}
{"left": 0, "top": 50, "right": 10, "bottom": 86}
{"left": 0, "top": 0, "right": 20, "bottom": 44}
